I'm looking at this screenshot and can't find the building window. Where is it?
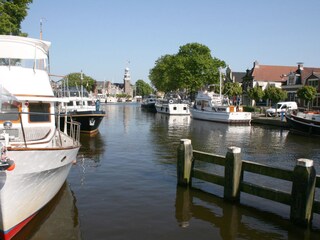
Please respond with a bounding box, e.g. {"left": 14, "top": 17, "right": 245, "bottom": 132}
{"left": 288, "top": 75, "right": 295, "bottom": 85}
{"left": 308, "top": 79, "right": 319, "bottom": 89}
{"left": 287, "top": 92, "right": 295, "bottom": 101}
{"left": 311, "top": 94, "right": 320, "bottom": 108}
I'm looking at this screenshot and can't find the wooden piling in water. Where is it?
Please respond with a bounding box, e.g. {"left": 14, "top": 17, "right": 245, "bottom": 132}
{"left": 177, "top": 139, "right": 320, "bottom": 228}
{"left": 290, "top": 158, "right": 316, "bottom": 226}
{"left": 224, "top": 147, "right": 242, "bottom": 202}
{"left": 177, "top": 139, "right": 193, "bottom": 186}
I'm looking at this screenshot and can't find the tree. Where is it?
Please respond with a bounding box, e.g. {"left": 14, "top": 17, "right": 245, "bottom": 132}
{"left": 135, "top": 79, "right": 153, "bottom": 97}
{"left": 64, "top": 72, "right": 96, "bottom": 93}
{"left": 247, "top": 85, "right": 264, "bottom": 106}
{"left": 297, "top": 85, "right": 317, "bottom": 109}
{"left": 264, "top": 86, "right": 287, "bottom": 106}
{"left": 149, "top": 54, "right": 174, "bottom": 93}
{"left": 149, "top": 43, "right": 226, "bottom": 95}
{"left": 0, "top": 0, "right": 33, "bottom": 36}
{"left": 223, "top": 82, "right": 242, "bottom": 104}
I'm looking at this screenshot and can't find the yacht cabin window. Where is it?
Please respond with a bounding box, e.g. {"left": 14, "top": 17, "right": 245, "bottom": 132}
{"left": 29, "top": 103, "right": 50, "bottom": 122}
{"left": 67, "top": 101, "right": 74, "bottom": 106}
{"left": 0, "top": 102, "right": 20, "bottom": 122}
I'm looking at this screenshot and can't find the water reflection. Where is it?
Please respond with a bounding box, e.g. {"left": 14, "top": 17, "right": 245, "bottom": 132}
{"left": 14, "top": 183, "right": 80, "bottom": 240}
{"left": 78, "top": 132, "right": 106, "bottom": 164}
{"left": 151, "top": 114, "right": 191, "bottom": 168}
{"left": 189, "top": 119, "right": 253, "bottom": 154}
{"left": 155, "top": 114, "right": 191, "bottom": 127}
{"left": 175, "top": 186, "right": 320, "bottom": 239}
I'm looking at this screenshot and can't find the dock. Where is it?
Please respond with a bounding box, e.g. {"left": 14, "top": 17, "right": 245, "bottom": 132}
{"left": 177, "top": 139, "right": 319, "bottom": 228}
{"left": 251, "top": 113, "right": 289, "bottom": 128}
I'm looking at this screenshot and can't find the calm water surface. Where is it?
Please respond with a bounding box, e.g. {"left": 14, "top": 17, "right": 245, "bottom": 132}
{"left": 18, "top": 103, "right": 320, "bottom": 240}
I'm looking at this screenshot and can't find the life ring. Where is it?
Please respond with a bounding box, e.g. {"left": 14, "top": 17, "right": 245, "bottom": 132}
{"left": 169, "top": 99, "right": 174, "bottom": 104}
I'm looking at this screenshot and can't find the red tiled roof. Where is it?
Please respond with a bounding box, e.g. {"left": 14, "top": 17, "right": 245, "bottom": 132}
{"left": 252, "top": 65, "right": 297, "bottom": 82}
{"left": 301, "top": 67, "right": 320, "bottom": 83}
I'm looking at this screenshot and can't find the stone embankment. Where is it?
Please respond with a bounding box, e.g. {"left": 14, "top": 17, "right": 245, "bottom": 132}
{"left": 251, "top": 113, "right": 289, "bottom": 128}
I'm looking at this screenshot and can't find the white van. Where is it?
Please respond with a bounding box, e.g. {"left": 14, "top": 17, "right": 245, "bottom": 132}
{"left": 266, "top": 101, "right": 298, "bottom": 117}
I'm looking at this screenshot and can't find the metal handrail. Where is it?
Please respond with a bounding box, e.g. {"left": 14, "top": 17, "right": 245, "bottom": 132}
{"left": 0, "top": 111, "right": 81, "bottom": 147}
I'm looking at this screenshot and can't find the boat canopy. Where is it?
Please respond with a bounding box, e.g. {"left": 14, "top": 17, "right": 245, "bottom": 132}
{"left": 0, "top": 35, "right": 51, "bottom": 60}
{"left": 0, "top": 84, "right": 20, "bottom": 111}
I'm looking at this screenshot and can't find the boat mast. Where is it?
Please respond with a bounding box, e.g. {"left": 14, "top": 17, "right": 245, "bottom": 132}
{"left": 219, "top": 67, "right": 222, "bottom": 99}
{"left": 40, "top": 18, "right": 43, "bottom": 40}
{"left": 81, "top": 70, "right": 83, "bottom": 100}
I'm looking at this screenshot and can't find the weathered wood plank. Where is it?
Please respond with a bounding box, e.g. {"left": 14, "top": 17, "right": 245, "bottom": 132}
{"left": 193, "top": 150, "right": 225, "bottom": 166}
{"left": 242, "top": 160, "right": 293, "bottom": 181}
{"left": 193, "top": 168, "right": 224, "bottom": 186}
{"left": 313, "top": 200, "right": 320, "bottom": 214}
{"left": 241, "top": 181, "right": 291, "bottom": 205}
{"left": 316, "top": 175, "right": 320, "bottom": 188}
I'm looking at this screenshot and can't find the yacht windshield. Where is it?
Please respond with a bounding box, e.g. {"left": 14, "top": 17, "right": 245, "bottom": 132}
{"left": 0, "top": 84, "right": 20, "bottom": 121}
{"left": 0, "top": 58, "right": 49, "bottom": 71}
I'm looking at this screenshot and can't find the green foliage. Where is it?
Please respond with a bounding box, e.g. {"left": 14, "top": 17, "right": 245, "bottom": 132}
{"left": 223, "top": 82, "right": 242, "bottom": 98}
{"left": 149, "top": 54, "right": 176, "bottom": 93}
{"left": 149, "top": 43, "right": 226, "bottom": 94}
{"left": 264, "top": 86, "right": 287, "bottom": 106}
{"left": 243, "top": 106, "right": 258, "bottom": 112}
{"left": 247, "top": 85, "right": 265, "bottom": 104}
{"left": 116, "top": 93, "right": 131, "bottom": 98}
{"left": 297, "top": 85, "right": 317, "bottom": 109}
{"left": 135, "top": 79, "right": 153, "bottom": 97}
{"left": 0, "top": 0, "right": 33, "bottom": 36}
{"left": 64, "top": 72, "right": 96, "bottom": 92}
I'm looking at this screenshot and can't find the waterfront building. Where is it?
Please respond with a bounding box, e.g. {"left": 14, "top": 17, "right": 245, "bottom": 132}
{"left": 282, "top": 63, "right": 320, "bottom": 109}
{"left": 225, "top": 66, "right": 245, "bottom": 84}
{"left": 242, "top": 61, "right": 320, "bottom": 108}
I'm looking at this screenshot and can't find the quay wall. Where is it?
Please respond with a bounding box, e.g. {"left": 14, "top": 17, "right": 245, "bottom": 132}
{"left": 177, "top": 139, "right": 320, "bottom": 228}
{"left": 251, "top": 114, "right": 289, "bottom": 127}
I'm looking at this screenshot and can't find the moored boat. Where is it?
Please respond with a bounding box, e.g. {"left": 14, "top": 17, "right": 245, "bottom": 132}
{"left": 155, "top": 93, "right": 190, "bottom": 115}
{"left": 141, "top": 94, "right": 157, "bottom": 113}
{"left": 106, "top": 96, "right": 117, "bottom": 103}
{"left": 189, "top": 90, "right": 251, "bottom": 124}
{"left": 0, "top": 35, "right": 80, "bottom": 239}
{"left": 285, "top": 111, "right": 320, "bottom": 136}
{"left": 58, "top": 95, "right": 106, "bottom": 135}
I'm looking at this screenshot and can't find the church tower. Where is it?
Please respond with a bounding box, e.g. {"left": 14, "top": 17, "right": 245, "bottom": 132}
{"left": 123, "top": 67, "right": 133, "bottom": 97}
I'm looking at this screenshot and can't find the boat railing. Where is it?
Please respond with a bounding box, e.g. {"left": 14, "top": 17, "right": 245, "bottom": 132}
{"left": 60, "top": 115, "right": 81, "bottom": 146}
{"left": 0, "top": 111, "right": 81, "bottom": 147}
{"left": 157, "top": 98, "right": 189, "bottom": 104}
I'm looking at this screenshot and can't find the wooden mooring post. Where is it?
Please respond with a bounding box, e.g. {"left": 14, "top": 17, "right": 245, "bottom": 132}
{"left": 176, "top": 139, "right": 319, "bottom": 228}
{"left": 224, "top": 146, "right": 242, "bottom": 202}
{"left": 290, "top": 158, "right": 316, "bottom": 226}
{"left": 177, "top": 139, "right": 193, "bottom": 186}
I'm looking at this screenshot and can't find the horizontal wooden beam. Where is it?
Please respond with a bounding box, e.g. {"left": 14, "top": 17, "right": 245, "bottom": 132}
{"left": 193, "top": 150, "right": 225, "bottom": 166}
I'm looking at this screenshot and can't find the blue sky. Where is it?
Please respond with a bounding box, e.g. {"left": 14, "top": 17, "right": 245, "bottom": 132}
{"left": 21, "top": 0, "right": 320, "bottom": 84}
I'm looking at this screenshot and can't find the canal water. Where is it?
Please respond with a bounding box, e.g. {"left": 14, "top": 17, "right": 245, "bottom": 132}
{"left": 17, "top": 103, "right": 320, "bottom": 240}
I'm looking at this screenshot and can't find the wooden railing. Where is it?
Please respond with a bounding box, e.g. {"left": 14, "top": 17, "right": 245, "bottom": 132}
{"left": 177, "top": 139, "right": 320, "bottom": 227}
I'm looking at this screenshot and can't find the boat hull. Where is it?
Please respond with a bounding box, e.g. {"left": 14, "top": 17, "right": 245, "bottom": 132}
{"left": 61, "top": 111, "right": 105, "bottom": 134}
{"left": 285, "top": 113, "right": 320, "bottom": 136}
{"left": 141, "top": 103, "right": 157, "bottom": 113}
{"left": 190, "top": 108, "right": 251, "bottom": 124}
{"left": 0, "top": 146, "right": 80, "bottom": 239}
{"left": 155, "top": 103, "right": 190, "bottom": 115}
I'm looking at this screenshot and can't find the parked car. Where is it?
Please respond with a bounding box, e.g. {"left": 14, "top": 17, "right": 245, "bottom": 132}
{"left": 266, "top": 101, "right": 298, "bottom": 117}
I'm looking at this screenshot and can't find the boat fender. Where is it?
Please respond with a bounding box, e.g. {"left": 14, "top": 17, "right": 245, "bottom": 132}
{"left": 6, "top": 160, "right": 15, "bottom": 171}
{"left": 0, "top": 158, "right": 16, "bottom": 171}
{"left": 169, "top": 99, "right": 174, "bottom": 104}
{"left": 0, "top": 146, "right": 15, "bottom": 171}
